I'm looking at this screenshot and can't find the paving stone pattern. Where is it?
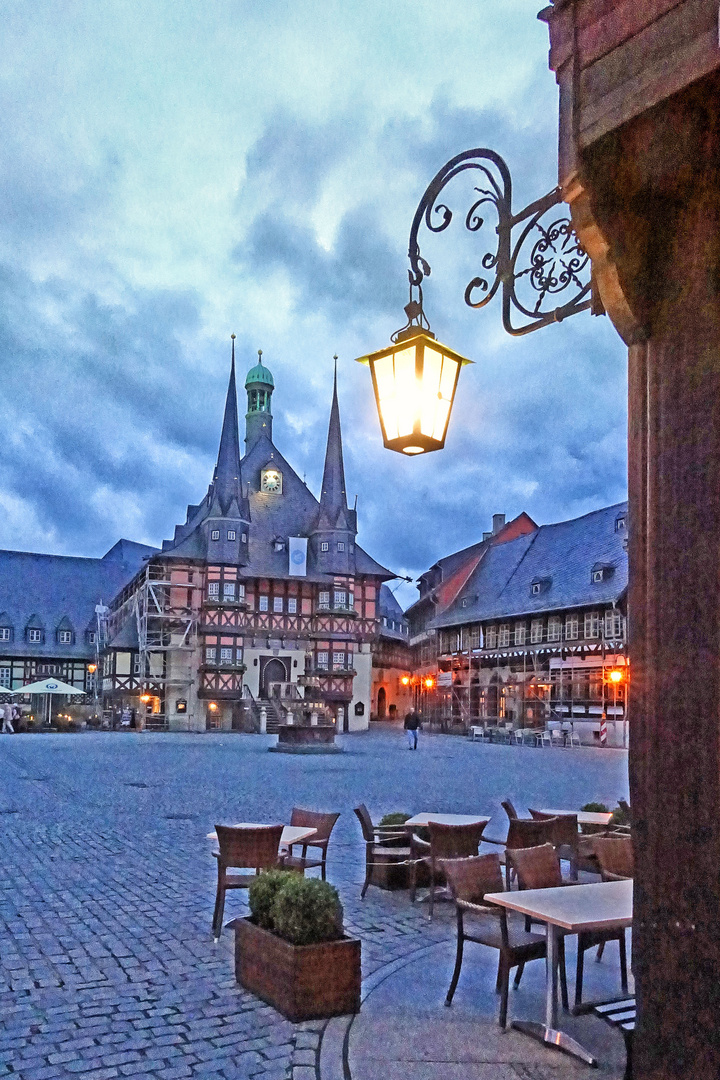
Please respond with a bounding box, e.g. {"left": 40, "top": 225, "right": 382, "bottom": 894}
{"left": 0, "top": 730, "right": 629, "bottom": 1080}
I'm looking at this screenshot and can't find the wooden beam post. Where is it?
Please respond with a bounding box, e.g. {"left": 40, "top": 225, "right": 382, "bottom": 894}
{"left": 542, "top": 3, "right": 720, "bottom": 1075}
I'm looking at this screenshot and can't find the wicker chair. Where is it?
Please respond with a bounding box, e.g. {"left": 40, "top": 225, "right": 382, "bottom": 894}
{"left": 528, "top": 808, "right": 583, "bottom": 879}
{"left": 484, "top": 815, "right": 559, "bottom": 887}
{"left": 409, "top": 820, "right": 487, "bottom": 918}
{"left": 509, "top": 843, "right": 628, "bottom": 1011}
{"left": 280, "top": 808, "right": 340, "bottom": 880}
{"left": 442, "top": 854, "right": 550, "bottom": 1028}
{"left": 501, "top": 799, "right": 519, "bottom": 822}
{"left": 594, "top": 835, "right": 634, "bottom": 881}
{"left": 354, "top": 804, "right": 412, "bottom": 898}
{"left": 211, "top": 824, "right": 284, "bottom": 939}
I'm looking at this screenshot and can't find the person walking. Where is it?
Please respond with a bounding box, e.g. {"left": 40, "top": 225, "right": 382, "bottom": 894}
{"left": 2, "top": 701, "right": 14, "bottom": 734}
{"left": 404, "top": 709, "right": 420, "bottom": 750}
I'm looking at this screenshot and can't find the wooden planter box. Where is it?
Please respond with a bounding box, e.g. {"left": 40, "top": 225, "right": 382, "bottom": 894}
{"left": 370, "top": 850, "right": 431, "bottom": 891}
{"left": 234, "top": 918, "right": 361, "bottom": 1022}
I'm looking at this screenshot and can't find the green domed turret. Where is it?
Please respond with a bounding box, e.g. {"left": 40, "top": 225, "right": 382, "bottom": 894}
{"left": 245, "top": 350, "right": 274, "bottom": 448}
{"left": 245, "top": 353, "right": 274, "bottom": 389}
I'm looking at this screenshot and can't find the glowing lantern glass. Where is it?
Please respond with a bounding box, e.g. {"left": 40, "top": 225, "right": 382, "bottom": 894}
{"left": 356, "top": 328, "right": 472, "bottom": 455}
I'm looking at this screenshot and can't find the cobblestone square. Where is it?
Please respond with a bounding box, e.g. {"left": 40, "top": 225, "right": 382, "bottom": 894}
{"left": 0, "top": 727, "right": 628, "bottom": 1079}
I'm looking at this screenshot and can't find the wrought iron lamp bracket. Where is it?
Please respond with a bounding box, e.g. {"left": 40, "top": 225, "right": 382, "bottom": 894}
{"left": 407, "top": 147, "right": 591, "bottom": 337}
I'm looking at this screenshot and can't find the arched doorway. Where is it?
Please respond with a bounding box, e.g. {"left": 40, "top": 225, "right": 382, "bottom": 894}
{"left": 261, "top": 657, "right": 288, "bottom": 697}
{"left": 377, "top": 687, "right": 387, "bottom": 719}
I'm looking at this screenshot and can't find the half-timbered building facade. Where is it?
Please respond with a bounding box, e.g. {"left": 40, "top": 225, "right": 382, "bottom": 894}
{"left": 0, "top": 541, "right": 156, "bottom": 722}
{"left": 408, "top": 504, "right": 629, "bottom": 744}
{"left": 102, "top": 345, "right": 394, "bottom": 731}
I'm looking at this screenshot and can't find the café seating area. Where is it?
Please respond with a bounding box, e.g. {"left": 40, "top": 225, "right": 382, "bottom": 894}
{"left": 210, "top": 799, "right": 634, "bottom": 1075}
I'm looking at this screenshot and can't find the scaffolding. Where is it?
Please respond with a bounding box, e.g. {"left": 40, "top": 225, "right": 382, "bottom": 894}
{"left": 133, "top": 565, "right": 198, "bottom": 722}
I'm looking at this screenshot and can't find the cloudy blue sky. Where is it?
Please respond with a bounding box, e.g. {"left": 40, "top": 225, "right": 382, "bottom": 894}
{"left": 0, "top": 0, "right": 626, "bottom": 606}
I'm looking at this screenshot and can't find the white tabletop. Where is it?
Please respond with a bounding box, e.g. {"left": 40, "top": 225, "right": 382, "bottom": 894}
{"left": 405, "top": 813, "right": 491, "bottom": 827}
{"left": 485, "top": 878, "right": 632, "bottom": 932}
{"left": 206, "top": 824, "right": 317, "bottom": 848}
{"left": 539, "top": 808, "right": 613, "bottom": 826}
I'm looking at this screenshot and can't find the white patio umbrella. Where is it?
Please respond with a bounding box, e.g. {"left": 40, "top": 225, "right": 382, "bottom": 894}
{"left": 11, "top": 677, "right": 85, "bottom": 725}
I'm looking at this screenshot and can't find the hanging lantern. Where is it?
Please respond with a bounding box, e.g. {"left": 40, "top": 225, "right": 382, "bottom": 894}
{"left": 356, "top": 325, "right": 472, "bottom": 455}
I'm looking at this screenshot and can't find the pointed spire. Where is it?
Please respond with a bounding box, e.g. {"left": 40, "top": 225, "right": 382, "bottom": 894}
{"left": 317, "top": 357, "right": 349, "bottom": 528}
{"left": 213, "top": 335, "right": 243, "bottom": 515}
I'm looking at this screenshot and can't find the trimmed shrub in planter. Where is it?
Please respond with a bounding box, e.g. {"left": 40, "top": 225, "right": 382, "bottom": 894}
{"left": 234, "top": 872, "right": 360, "bottom": 1021}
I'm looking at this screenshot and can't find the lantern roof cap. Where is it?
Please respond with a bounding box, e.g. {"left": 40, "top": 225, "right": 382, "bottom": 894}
{"left": 355, "top": 329, "right": 474, "bottom": 367}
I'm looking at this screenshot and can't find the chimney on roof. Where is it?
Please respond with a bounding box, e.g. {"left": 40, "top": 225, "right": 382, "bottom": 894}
{"left": 483, "top": 531, "right": 492, "bottom": 542}
{"left": 492, "top": 513, "right": 506, "bottom": 535}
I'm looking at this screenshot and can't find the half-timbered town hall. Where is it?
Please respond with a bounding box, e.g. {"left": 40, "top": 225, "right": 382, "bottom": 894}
{"left": 102, "top": 343, "right": 400, "bottom": 731}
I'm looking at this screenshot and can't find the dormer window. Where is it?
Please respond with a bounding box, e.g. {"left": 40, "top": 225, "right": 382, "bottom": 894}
{"left": 86, "top": 631, "right": 96, "bottom": 644}
{"left": 320, "top": 542, "right": 329, "bottom": 552}
{"left": 58, "top": 631, "right": 73, "bottom": 644}
{"left": 273, "top": 537, "right": 285, "bottom": 552}
{"left": 26, "top": 616, "right": 45, "bottom": 645}
{"left": 241, "top": 532, "right": 248, "bottom": 543}
{"left": 593, "top": 569, "right": 604, "bottom": 583}
{"left": 0, "top": 628, "right": 11, "bottom": 642}
{"left": 615, "top": 514, "right": 627, "bottom": 532}
{"left": 227, "top": 530, "right": 236, "bottom": 541}
{"left": 337, "top": 542, "right": 345, "bottom": 551}
{"left": 592, "top": 563, "right": 615, "bottom": 584}
{"left": 530, "top": 577, "right": 551, "bottom": 596}
{"left": 211, "top": 530, "right": 220, "bottom": 541}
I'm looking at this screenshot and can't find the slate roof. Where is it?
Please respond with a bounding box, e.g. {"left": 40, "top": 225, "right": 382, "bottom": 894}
{"left": 160, "top": 358, "right": 393, "bottom": 584}
{"left": 378, "top": 584, "right": 410, "bottom": 641}
{"left": 0, "top": 541, "right": 157, "bottom": 660}
{"left": 405, "top": 513, "right": 538, "bottom": 628}
{"left": 432, "top": 502, "right": 628, "bottom": 628}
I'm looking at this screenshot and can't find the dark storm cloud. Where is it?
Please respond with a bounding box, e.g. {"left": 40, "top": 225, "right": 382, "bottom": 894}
{"left": 0, "top": 260, "right": 238, "bottom": 554}
{"left": 239, "top": 205, "right": 403, "bottom": 324}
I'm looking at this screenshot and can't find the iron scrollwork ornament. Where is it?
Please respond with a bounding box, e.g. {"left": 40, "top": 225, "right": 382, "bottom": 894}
{"left": 407, "top": 148, "right": 591, "bottom": 337}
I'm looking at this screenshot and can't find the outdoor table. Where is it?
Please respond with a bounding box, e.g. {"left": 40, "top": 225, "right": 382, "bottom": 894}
{"left": 485, "top": 878, "right": 632, "bottom": 1066}
{"left": 206, "top": 823, "right": 317, "bottom": 851}
{"left": 539, "top": 808, "right": 613, "bottom": 827}
{"left": 405, "top": 813, "right": 491, "bottom": 828}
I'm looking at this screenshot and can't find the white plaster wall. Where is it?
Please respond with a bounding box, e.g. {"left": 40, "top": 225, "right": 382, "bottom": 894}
{"left": 166, "top": 642, "right": 204, "bottom": 732}
{"left": 349, "top": 646, "right": 372, "bottom": 731}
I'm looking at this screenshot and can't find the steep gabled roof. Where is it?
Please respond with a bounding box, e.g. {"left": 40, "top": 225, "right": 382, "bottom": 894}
{"left": 433, "top": 502, "right": 628, "bottom": 628}
{"left": 0, "top": 542, "right": 156, "bottom": 659}
{"left": 406, "top": 512, "right": 538, "bottom": 621}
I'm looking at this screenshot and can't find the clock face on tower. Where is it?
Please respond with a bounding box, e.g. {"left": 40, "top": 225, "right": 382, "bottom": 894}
{"left": 260, "top": 468, "right": 283, "bottom": 494}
